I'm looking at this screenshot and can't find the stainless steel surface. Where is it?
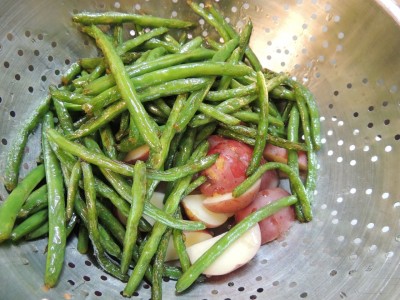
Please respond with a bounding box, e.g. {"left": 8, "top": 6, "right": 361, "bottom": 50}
{"left": 1, "top": 0, "right": 400, "bottom": 299}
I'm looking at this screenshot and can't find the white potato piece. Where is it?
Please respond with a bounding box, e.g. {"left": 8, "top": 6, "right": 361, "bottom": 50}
{"left": 142, "top": 191, "right": 165, "bottom": 226}
{"left": 164, "top": 230, "right": 213, "bottom": 262}
{"left": 186, "top": 224, "right": 261, "bottom": 276}
{"left": 123, "top": 144, "right": 150, "bottom": 164}
{"left": 202, "top": 179, "right": 261, "bottom": 213}
{"left": 181, "top": 194, "right": 233, "bottom": 228}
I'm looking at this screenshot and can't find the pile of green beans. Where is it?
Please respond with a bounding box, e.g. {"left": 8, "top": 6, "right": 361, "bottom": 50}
{"left": 0, "top": 2, "right": 321, "bottom": 298}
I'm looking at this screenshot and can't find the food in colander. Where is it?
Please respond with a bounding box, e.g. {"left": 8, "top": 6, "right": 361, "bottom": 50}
{"left": 0, "top": 1, "right": 321, "bottom": 298}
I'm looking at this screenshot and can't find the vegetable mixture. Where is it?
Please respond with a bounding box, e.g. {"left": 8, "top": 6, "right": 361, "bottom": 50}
{"left": 0, "top": 2, "right": 321, "bottom": 298}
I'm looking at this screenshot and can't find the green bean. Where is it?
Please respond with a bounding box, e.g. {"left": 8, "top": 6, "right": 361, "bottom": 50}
{"left": 73, "top": 11, "right": 195, "bottom": 28}
{"left": 100, "top": 125, "right": 117, "bottom": 159}
{"left": 281, "top": 101, "right": 295, "bottom": 124}
{"left": 179, "top": 36, "right": 203, "bottom": 53}
{"left": 121, "top": 161, "right": 146, "bottom": 274}
{"left": 73, "top": 63, "right": 106, "bottom": 88}
{"left": 115, "top": 111, "right": 130, "bottom": 141}
{"left": 66, "top": 160, "right": 81, "bottom": 221}
{"left": 123, "top": 142, "right": 207, "bottom": 296}
{"left": 51, "top": 86, "right": 92, "bottom": 105}
{"left": 4, "top": 95, "right": 50, "bottom": 191}
{"left": 247, "top": 71, "right": 269, "bottom": 175}
{"left": 205, "top": 82, "right": 257, "bottom": 101}
{"left": 143, "top": 38, "right": 179, "bottom": 53}
{"left": 17, "top": 184, "right": 48, "bottom": 218}
{"left": 85, "top": 25, "right": 161, "bottom": 151}
{"left": 77, "top": 224, "right": 89, "bottom": 254}
{"left": 197, "top": 103, "right": 241, "bottom": 126}
{"left": 96, "top": 198, "right": 128, "bottom": 243}
{"left": 79, "top": 52, "right": 142, "bottom": 70}
{"left": 164, "top": 33, "right": 180, "bottom": 48}
{"left": 25, "top": 221, "right": 49, "bottom": 241}
{"left": 271, "top": 85, "right": 295, "bottom": 101}
{"left": 291, "top": 80, "right": 322, "bottom": 151}
{"left": 175, "top": 195, "right": 298, "bottom": 292}
{"left": 232, "top": 111, "right": 284, "bottom": 128}
{"left": 146, "top": 102, "right": 168, "bottom": 120}
{"left": 10, "top": 209, "right": 48, "bottom": 242}
{"left": 61, "top": 62, "right": 82, "bottom": 85}
{"left": 154, "top": 99, "right": 171, "bottom": 116}
{"left": 233, "top": 162, "right": 312, "bottom": 221}
{"left": 144, "top": 46, "right": 167, "bottom": 61}
{"left": 194, "top": 123, "right": 217, "bottom": 148}
{"left": 172, "top": 211, "right": 191, "bottom": 272}
{"left": 287, "top": 105, "right": 305, "bottom": 222}
{"left": 152, "top": 229, "right": 172, "bottom": 300}
{"left": 98, "top": 225, "right": 122, "bottom": 258}
{"left": 116, "top": 27, "right": 169, "bottom": 55}
{"left": 216, "top": 127, "right": 256, "bottom": 146}
{"left": 48, "top": 127, "right": 217, "bottom": 180}
{"left": 113, "top": 24, "right": 124, "bottom": 46}
{"left": 81, "top": 161, "right": 128, "bottom": 281}
{"left": 42, "top": 112, "right": 66, "bottom": 288}
{"left": 85, "top": 48, "right": 214, "bottom": 96}
{"left": 219, "top": 123, "right": 307, "bottom": 151}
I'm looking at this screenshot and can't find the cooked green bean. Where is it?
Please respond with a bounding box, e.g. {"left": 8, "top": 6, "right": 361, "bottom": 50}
{"left": 247, "top": 71, "right": 270, "bottom": 175}
{"left": 25, "top": 220, "right": 49, "bottom": 241}
{"left": 121, "top": 161, "right": 146, "bottom": 274}
{"left": 4, "top": 95, "right": 50, "bottom": 191}
{"left": 42, "top": 112, "right": 66, "bottom": 288}
{"left": 61, "top": 62, "right": 82, "bottom": 85}
{"left": 95, "top": 200, "right": 126, "bottom": 245}
{"left": 10, "top": 209, "right": 48, "bottom": 242}
{"left": 17, "top": 184, "right": 48, "bottom": 218}
{"left": 205, "top": 82, "right": 257, "bottom": 101}
{"left": 66, "top": 160, "right": 81, "bottom": 221}
{"left": 98, "top": 225, "right": 122, "bottom": 258}
{"left": 77, "top": 224, "right": 89, "bottom": 254}
{"left": 73, "top": 11, "right": 194, "bottom": 28}
{"left": 152, "top": 229, "right": 172, "bottom": 300}
{"left": 143, "top": 38, "right": 179, "bottom": 53}
{"left": 175, "top": 195, "right": 298, "bottom": 292}
{"left": 100, "top": 125, "right": 117, "bottom": 159}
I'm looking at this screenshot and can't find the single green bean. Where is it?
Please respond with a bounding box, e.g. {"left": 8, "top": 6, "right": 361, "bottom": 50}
{"left": 143, "top": 38, "right": 179, "bottom": 53}
{"left": 121, "top": 160, "right": 146, "bottom": 274}
{"left": 53, "top": 99, "right": 75, "bottom": 136}
{"left": 66, "top": 160, "right": 81, "bottom": 221}
{"left": 42, "top": 112, "right": 66, "bottom": 288}
{"left": 233, "top": 162, "right": 312, "bottom": 221}
{"left": 77, "top": 224, "right": 89, "bottom": 254}
{"left": 98, "top": 225, "right": 122, "bottom": 258}
{"left": 61, "top": 62, "right": 82, "bottom": 85}
{"left": 205, "top": 82, "right": 257, "bottom": 101}
{"left": 100, "top": 125, "right": 117, "bottom": 159}
{"left": 17, "top": 184, "right": 48, "bottom": 218}
{"left": 10, "top": 209, "right": 48, "bottom": 242}
{"left": 73, "top": 11, "right": 195, "bottom": 28}
{"left": 152, "top": 229, "right": 172, "bottom": 300}
{"left": 172, "top": 210, "right": 191, "bottom": 272}
{"left": 179, "top": 36, "right": 203, "bottom": 53}
{"left": 247, "top": 71, "right": 269, "bottom": 175}
{"left": 4, "top": 95, "right": 50, "bottom": 191}
{"left": 85, "top": 25, "right": 161, "bottom": 151}
{"left": 25, "top": 221, "right": 49, "bottom": 241}
{"left": 175, "top": 195, "right": 298, "bottom": 292}
{"left": 270, "top": 85, "right": 295, "bottom": 101}
{"left": 51, "top": 86, "right": 92, "bottom": 105}
{"left": 115, "top": 111, "right": 130, "bottom": 141}
{"left": 197, "top": 103, "right": 241, "bottom": 126}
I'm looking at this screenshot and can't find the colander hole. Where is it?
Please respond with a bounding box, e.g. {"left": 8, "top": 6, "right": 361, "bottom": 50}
{"left": 67, "top": 262, "right": 75, "bottom": 268}
{"left": 83, "top": 275, "right": 90, "bottom": 281}
{"left": 390, "top": 85, "right": 398, "bottom": 93}
{"left": 24, "top": 30, "right": 31, "bottom": 37}
{"left": 371, "top": 156, "right": 378, "bottom": 162}
{"left": 385, "top": 145, "right": 392, "bottom": 152}
{"left": 55, "top": 69, "right": 60, "bottom": 75}
{"left": 28, "top": 87, "right": 34, "bottom": 93}
{"left": 48, "top": 55, "right": 53, "bottom": 62}
{"left": 250, "top": 295, "right": 257, "bottom": 299}
{"left": 395, "top": 134, "right": 400, "bottom": 140}
{"left": 134, "top": 3, "right": 141, "bottom": 10}
{"left": 67, "top": 279, "right": 75, "bottom": 286}
{"left": 143, "top": 283, "right": 150, "bottom": 289}
{"left": 228, "top": 281, "right": 234, "bottom": 287}
{"left": 17, "top": 49, "right": 23, "bottom": 56}
{"left": 100, "top": 275, "right": 107, "bottom": 281}
{"left": 4, "top": 61, "right": 10, "bottom": 68}
{"left": 65, "top": 59, "right": 70, "bottom": 65}
{"left": 257, "top": 288, "right": 264, "bottom": 293}
{"left": 272, "top": 280, "right": 279, "bottom": 286}
{"left": 381, "top": 226, "right": 390, "bottom": 233}
{"left": 1, "top": 138, "right": 7, "bottom": 145}
{"left": 9, "top": 111, "right": 15, "bottom": 117}
{"left": 346, "top": 83, "right": 352, "bottom": 89}
{"left": 337, "top": 236, "right": 344, "bottom": 242}
{"left": 353, "top": 238, "right": 362, "bottom": 244}
{"left": 353, "top": 112, "right": 358, "bottom": 117}
{"left": 15, "top": 74, "right": 21, "bottom": 81}
{"left": 41, "top": 75, "right": 47, "bottom": 82}
{"left": 328, "top": 104, "right": 333, "bottom": 109}
{"left": 332, "top": 218, "right": 338, "bottom": 224}
{"left": 331, "top": 210, "right": 337, "bottom": 216}
{"left": 28, "top": 65, "right": 34, "bottom": 71}
{"left": 238, "top": 287, "right": 245, "bottom": 291}
{"left": 34, "top": 50, "right": 40, "bottom": 56}
{"left": 300, "top": 292, "right": 308, "bottom": 298}
{"left": 382, "top": 100, "right": 388, "bottom": 106}
{"left": 94, "top": 290, "right": 102, "bottom": 296}
{"left": 84, "top": 260, "right": 92, "bottom": 266}
{"left": 211, "top": 289, "right": 218, "bottom": 294}
{"left": 7, "top": 33, "right": 14, "bottom": 41}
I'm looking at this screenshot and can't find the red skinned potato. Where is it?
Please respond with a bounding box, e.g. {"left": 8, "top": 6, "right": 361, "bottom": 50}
{"left": 200, "top": 137, "right": 254, "bottom": 196}
{"left": 260, "top": 168, "right": 279, "bottom": 190}
{"left": 235, "top": 187, "right": 295, "bottom": 245}
{"left": 263, "top": 144, "right": 307, "bottom": 171}
{"left": 202, "top": 178, "right": 261, "bottom": 213}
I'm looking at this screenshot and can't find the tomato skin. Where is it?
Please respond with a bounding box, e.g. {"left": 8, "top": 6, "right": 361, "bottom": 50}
{"left": 235, "top": 187, "right": 295, "bottom": 245}
{"left": 200, "top": 137, "right": 254, "bottom": 196}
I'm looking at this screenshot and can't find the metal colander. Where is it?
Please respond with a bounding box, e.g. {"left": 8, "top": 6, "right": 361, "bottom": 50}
{"left": 1, "top": 0, "right": 400, "bottom": 299}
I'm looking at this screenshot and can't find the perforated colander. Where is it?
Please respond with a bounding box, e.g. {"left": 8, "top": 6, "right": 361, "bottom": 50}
{"left": 1, "top": 0, "right": 400, "bottom": 299}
